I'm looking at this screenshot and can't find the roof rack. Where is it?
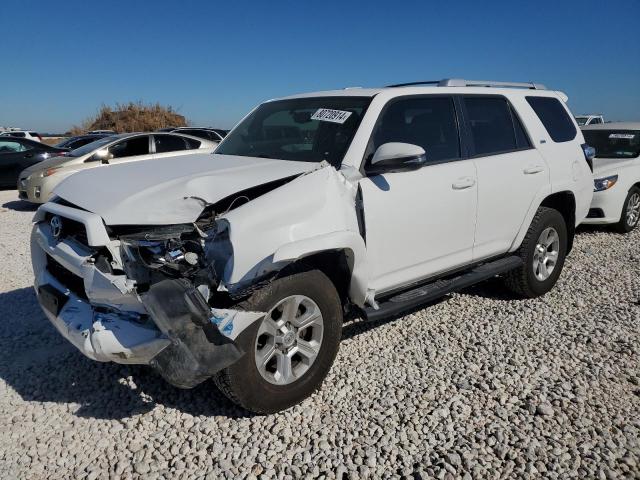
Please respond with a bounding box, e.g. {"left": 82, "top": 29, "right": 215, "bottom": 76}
{"left": 386, "top": 78, "right": 546, "bottom": 90}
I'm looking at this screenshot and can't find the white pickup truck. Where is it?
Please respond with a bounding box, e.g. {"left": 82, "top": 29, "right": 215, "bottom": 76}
{"left": 31, "top": 79, "right": 594, "bottom": 413}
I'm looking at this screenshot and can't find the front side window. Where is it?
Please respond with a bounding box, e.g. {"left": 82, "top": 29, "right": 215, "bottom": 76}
{"left": 0, "top": 140, "right": 27, "bottom": 154}
{"left": 526, "top": 96, "right": 577, "bottom": 143}
{"left": 464, "top": 96, "right": 521, "bottom": 156}
{"left": 366, "top": 96, "right": 461, "bottom": 166}
{"left": 109, "top": 136, "right": 149, "bottom": 158}
{"left": 154, "top": 134, "right": 187, "bottom": 153}
{"left": 582, "top": 130, "right": 640, "bottom": 159}
{"left": 216, "top": 96, "right": 371, "bottom": 167}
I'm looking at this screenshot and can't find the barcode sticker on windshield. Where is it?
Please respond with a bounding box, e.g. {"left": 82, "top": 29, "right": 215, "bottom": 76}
{"left": 311, "top": 108, "right": 352, "bottom": 124}
{"left": 609, "top": 133, "right": 635, "bottom": 139}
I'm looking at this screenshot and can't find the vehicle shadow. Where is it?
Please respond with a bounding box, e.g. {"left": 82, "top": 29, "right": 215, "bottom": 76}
{"left": 343, "top": 296, "right": 450, "bottom": 340}
{"left": 0, "top": 287, "right": 254, "bottom": 420}
{"left": 1, "top": 199, "right": 38, "bottom": 212}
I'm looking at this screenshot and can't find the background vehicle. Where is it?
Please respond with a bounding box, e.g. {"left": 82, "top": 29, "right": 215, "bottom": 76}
{"left": 31, "top": 79, "right": 592, "bottom": 413}
{"left": 0, "top": 138, "right": 66, "bottom": 187}
{"left": 87, "top": 129, "right": 117, "bottom": 135}
{"left": 575, "top": 114, "right": 604, "bottom": 126}
{"left": 18, "top": 132, "right": 215, "bottom": 203}
{"left": 157, "top": 127, "right": 227, "bottom": 142}
{"left": 582, "top": 122, "right": 640, "bottom": 232}
{"left": 0, "top": 130, "right": 43, "bottom": 142}
{"left": 53, "top": 133, "right": 112, "bottom": 151}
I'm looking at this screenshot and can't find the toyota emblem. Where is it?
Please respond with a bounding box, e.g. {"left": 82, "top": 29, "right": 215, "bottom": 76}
{"left": 50, "top": 215, "right": 63, "bottom": 240}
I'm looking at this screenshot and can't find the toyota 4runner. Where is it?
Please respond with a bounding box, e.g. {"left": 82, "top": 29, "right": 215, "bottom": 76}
{"left": 31, "top": 79, "right": 594, "bottom": 413}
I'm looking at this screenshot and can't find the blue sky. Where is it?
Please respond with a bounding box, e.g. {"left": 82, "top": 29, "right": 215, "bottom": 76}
{"left": 1, "top": 0, "right": 639, "bottom": 132}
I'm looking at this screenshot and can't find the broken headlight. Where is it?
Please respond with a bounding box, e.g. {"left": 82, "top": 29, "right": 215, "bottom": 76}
{"left": 119, "top": 224, "right": 205, "bottom": 276}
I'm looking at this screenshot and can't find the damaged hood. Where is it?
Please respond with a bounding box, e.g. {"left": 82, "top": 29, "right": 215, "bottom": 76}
{"left": 53, "top": 153, "right": 319, "bottom": 225}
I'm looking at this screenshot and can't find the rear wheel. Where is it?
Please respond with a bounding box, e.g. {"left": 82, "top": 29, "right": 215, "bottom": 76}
{"left": 504, "top": 207, "right": 568, "bottom": 298}
{"left": 614, "top": 187, "right": 640, "bottom": 233}
{"left": 213, "top": 269, "right": 342, "bottom": 414}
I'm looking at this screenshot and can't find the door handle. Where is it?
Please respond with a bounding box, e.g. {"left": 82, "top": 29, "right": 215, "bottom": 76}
{"left": 24, "top": 152, "right": 33, "bottom": 158}
{"left": 452, "top": 177, "right": 476, "bottom": 190}
{"left": 523, "top": 165, "right": 544, "bottom": 175}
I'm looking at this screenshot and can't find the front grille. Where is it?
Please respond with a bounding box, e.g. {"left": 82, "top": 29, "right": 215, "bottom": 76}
{"left": 46, "top": 255, "right": 88, "bottom": 300}
{"left": 44, "top": 213, "right": 89, "bottom": 245}
{"left": 587, "top": 208, "right": 604, "bottom": 219}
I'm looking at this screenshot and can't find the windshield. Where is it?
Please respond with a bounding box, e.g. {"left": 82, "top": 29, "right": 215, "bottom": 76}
{"left": 583, "top": 130, "right": 640, "bottom": 158}
{"left": 575, "top": 117, "right": 588, "bottom": 126}
{"left": 216, "top": 96, "right": 371, "bottom": 166}
{"left": 67, "top": 136, "right": 114, "bottom": 157}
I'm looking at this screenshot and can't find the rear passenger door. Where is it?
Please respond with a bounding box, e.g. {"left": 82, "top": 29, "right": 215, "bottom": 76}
{"left": 461, "top": 95, "right": 549, "bottom": 261}
{"left": 359, "top": 95, "right": 478, "bottom": 293}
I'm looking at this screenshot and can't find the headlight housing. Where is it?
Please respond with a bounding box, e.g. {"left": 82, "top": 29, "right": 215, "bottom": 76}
{"left": 594, "top": 175, "right": 618, "bottom": 192}
{"left": 118, "top": 224, "right": 205, "bottom": 276}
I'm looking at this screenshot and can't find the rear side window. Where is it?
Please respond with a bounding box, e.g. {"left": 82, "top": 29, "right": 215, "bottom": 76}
{"left": 526, "top": 96, "right": 576, "bottom": 142}
{"left": 109, "top": 136, "right": 150, "bottom": 158}
{"left": 367, "top": 96, "right": 460, "bottom": 165}
{"left": 464, "top": 97, "right": 519, "bottom": 155}
{"left": 155, "top": 135, "right": 188, "bottom": 153}
{"left": 184, "top": 138, "right": 201, "bottom": 149}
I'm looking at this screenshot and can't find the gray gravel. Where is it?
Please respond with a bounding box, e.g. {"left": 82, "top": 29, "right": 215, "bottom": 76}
{"left": 0, "top": 188, "right": 639, "bottom": 479}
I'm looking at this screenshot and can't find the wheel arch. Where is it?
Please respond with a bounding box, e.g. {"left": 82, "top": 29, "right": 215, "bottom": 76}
{"left": 272, "top": 231, "right": 368, "bottom": 307}
{"left": 540, "top": 191, "right": 576, "bottom": 253}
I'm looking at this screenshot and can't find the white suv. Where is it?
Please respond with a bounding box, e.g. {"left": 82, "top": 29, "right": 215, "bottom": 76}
{"left": 31, "top": 79, "right": 593, "bottom": 413}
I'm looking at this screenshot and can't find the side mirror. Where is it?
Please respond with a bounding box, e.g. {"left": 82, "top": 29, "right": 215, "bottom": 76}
{"left": 93, "top": 148, "right": 113, "bottom": 164}
{"left": 368, "top": 142, "right": 427, "bottom": 174}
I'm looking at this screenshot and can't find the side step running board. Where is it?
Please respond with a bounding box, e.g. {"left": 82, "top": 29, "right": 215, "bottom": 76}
{"left": 363, "top": 256, "right": 523, "bottom": 322}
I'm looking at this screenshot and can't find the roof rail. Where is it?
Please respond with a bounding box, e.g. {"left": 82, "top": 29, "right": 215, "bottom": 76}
{"left": 386, "top": 78, "right": 546, "bottom": 90}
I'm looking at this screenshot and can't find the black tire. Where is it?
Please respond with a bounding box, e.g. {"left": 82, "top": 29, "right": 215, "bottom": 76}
{"left": 213, "top": 269, "right": 342, "bottom": 414}
{"left": 504, "top": 207, "right": 568, "bottom": 298}
{"left": 614, "top": 186, "right": 640, "bottom": 233}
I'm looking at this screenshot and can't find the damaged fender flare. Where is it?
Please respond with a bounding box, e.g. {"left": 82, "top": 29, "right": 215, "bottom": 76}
{"left": 272, "top": 231, "right": 368, "bottom": 306}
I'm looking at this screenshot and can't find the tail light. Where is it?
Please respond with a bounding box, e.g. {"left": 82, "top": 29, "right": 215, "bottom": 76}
{"left": 581, "top": 143, "right": 595, "bottom": 172}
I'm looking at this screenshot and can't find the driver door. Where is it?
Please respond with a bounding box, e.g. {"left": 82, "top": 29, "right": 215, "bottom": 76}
{"left": 359, "top": 95, "right": 478, "bottom": 294}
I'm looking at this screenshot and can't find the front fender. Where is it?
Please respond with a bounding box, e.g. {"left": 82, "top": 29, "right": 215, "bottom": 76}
{"left": 273, "top": 231, "right": 368, "bottom": 305}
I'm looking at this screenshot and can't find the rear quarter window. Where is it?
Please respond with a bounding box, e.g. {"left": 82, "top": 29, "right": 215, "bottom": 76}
{"left": 526, "top": 96, "right": 577, "bottom": 143}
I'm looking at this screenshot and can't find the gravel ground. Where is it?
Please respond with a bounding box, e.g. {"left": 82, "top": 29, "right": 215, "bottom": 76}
{"left": 0, "top": 188, "right": 638, "bottom": 480}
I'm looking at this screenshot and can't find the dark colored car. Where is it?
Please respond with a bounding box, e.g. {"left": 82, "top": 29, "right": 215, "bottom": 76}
{"left": 0, "top": 137, "right": 66, "bottom": 188}
{"left": 54, "top": 134, "right": 112, "bottom": 151}
{"left": 157, "top": 127, "right": 228, "bottom": 142}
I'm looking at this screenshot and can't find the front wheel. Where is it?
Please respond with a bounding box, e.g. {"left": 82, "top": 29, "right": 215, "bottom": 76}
{"left": 213, "top": 269, "right": 343, "bottom": 414}
{"left": 614, "top": 186, "right": 640, "bottom": 233}
{"left": 504, "top": 207, "right": 568, "bottom": 298}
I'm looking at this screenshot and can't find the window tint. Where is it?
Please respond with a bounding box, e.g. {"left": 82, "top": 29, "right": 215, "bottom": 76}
{"left": 154, "top": 134, "right": 187, "bottom": 153}
{"left": 368, "top": 96, "right": 460, "bottom": 165}
{"left": 0, "top": 140, "right": 27, "bottom": 154}
{"left": 590, "top": 118, "right": 602, "bottom": 125}
{"left": 109, "top": 136, "right": 149, "bottom": 158}
{"left": 184, "top": 138, "right": 202, "bottom": 149}
{"left": 6, "top": 132, "right": 25, "bottom": 138}
{"left": 526, "top": 96, "right": 576, "bottom": 142}
{"left": 464, "top": 97, "right": 519, "bottom": 156}
{"left": 510, "top": 105, "right": 531, "bottom": 149}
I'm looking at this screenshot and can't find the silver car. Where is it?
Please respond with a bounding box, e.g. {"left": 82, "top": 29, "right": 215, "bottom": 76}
{"left": 18, "top": 132, "right": 217, "bottom": 203}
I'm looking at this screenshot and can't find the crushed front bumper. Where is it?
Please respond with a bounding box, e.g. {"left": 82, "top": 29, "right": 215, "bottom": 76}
{"left": 31, "top": 202, "right": 264, "bottom": 387}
